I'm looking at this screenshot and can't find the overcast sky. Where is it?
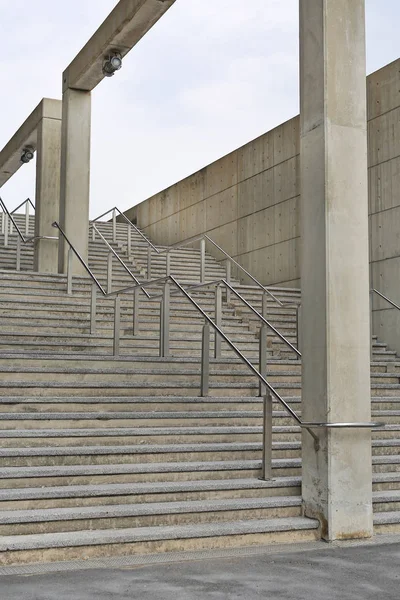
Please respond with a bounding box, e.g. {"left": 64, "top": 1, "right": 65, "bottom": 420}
{"left": 0, "top": 0, "right": 399, "bottom": 217}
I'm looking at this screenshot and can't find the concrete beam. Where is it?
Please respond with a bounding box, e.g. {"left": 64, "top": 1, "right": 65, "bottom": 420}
{"left": 300, "top": 0, "right": 373, "bottom": 540}
{"left": 63, "top": 0, "right": 176, "bottom": 92}
{"left": 0, "top": 99, "right": 61, "bottom": 188}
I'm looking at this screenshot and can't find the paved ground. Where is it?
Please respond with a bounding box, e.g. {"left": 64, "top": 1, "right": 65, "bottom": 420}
{"left": 0, "top": 541, "right": 399, "bottom": 599}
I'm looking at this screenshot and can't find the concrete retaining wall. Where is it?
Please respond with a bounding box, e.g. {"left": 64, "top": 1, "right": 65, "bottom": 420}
{"left": 124, "top": 58, "right": 400, "bottom": 353}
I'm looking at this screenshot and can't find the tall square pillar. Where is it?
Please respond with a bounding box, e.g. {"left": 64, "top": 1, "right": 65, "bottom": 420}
{"left": 300, "top": 0, "right": 373, "bottom": 540}
{"left": 34, "top": 116, "right": 61, "bottom": 273}
{"left": 59, "top": 88, "right": 91, "bottom": 275}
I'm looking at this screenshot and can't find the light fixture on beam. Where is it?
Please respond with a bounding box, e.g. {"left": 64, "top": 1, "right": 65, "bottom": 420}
{"left": 20, "top": 146, "right": 35, "bottom": 164}
{"left": 102, "top": 52, "right": 122, "bottom": 77}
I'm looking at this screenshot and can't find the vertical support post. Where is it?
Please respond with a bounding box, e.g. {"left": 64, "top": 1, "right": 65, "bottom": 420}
{"left": 34, "top": 112, "right": 61, "bottom": 273}
{"left": 133, "top": 286, "right": 139, "bottom": 336}
{"left": 260, "top": 392, "right": 273, "bottom": 480}
{"left": 259, "top": 324, "right": 267, "bottom": 397}
{"left": 127, "top": 225, "right": 132, "bottom": 259}
{"left": 296, "top": 304, "right": 302, "bottom": 357}
{"left": 113, "top": 295, "right": 121, "bottom": 356}
{"left": 300, "top": 0, "right": 372, "bottom": 540}
{"left": 262, "top": 291, "right": 268, "bottom": 319}
{"left": 225, "top": 259, "right": 232, "bottom": 304}
{"left": 200, "top": 238, "right": 206, "bottom": 283}
{"left": 92, "top": 225, "right": 96, "bottom": 242}
{"left": 201, "top": 322, "right": 210, "bottom": 397}
{"left": 166, "top": 251, "right": 171, "bottom": 277}
{"left": 25, "top": 201, "right": 30, "bottom": 237}
{"left": 147, "top": 246, "right": 152, "bottom": 280}
{"left": 90, "top": 283, "right": 97, "bottom": 335}
{"left": 369, "top": 291, "right": 374, "bottom": 363}
{"left": 4, "top": 214, "right": 8, "bottom": 247}
{"left": 214, "top": 284, "right": 222, "bottom": 359}
{"left": 112, "top": 209, "right": 117, "bottom": 244}
{"left": 160, "top": 281, "right": 170, "bottom": 358}
{"left": 67, "top": 247, "right": 73, "bottom": 295}
{"left": 1, "top": 211, "right": 4, "bottom": 234}
{"left": 59, "top": 88, "right": 91, "bottom": 275}
{"left": 16, "top": 235, "right": 21, "bottom": 272}
{"left": 107, "top": 251, "right": 113, "bottom": 294}
{"left": 9, "top": 216, "right": 13, "bottom": 235}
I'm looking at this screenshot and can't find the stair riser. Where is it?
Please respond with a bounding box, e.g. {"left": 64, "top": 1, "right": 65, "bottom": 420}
{"left": 0, "top": 527, "right": 319, "bottom": 567}
{"left": 0, "top": 506, "right": 303, "bottom": 536}
{"left": 0, "top": 486, "right": 302, "bottom": 511}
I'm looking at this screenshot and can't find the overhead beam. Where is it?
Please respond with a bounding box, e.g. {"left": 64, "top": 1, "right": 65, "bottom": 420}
{"left": 63, "top": 0, "right": 176, "bottom": 92}
{"left": 0, "top": 99, "right": 61, "bottom": 188}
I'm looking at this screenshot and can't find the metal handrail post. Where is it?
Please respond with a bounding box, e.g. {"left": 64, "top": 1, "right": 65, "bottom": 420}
{"left": 166, "top": 251, "right": 171, "bottom": 277}
{"left": 160, "top": 281, "right": 170, "bottom": 357}
{"left": 200, "top": 238, "right": 206, "bottom": 284}
{"left": 214, "top": 284, "right": 222, "bottom": 359}
{"left": 4, "top": 214, "right": 8, "bottom": 247}
{"left": 201, "top": 322, "right": 210, "bottom": 397}
{"left": 25, "top": 201, "right": 30, "bottom": 236}
{"left": 67, "top": 247, "right": 73, "bottom": 295}
{"left": 9, "top": 213, "right": 13, "bottom": 235}
{"left": 369, "top": 291, "right": 373, "bottom": 363}
{"left": 262, "top": 291, "right": 268, "bottom": 319}
{"left": 90, "top": 283, "right": 97, "bottom": 334}
{"left": 133, "top": 287, "right": 139, "bottom": 335}
{"left": 16, "top": 235, "right": 21, "bottom": 271}
{"left": 225, "top": 259, "right": 231, "bottom": 304}
{"left": 1, "top": 211, "right": 4, "bottom": 234}
{"left": 112, "top": 208, "right": 117, "bottom": 244}
{"left": 92, "top": 225, "right": 96, "bottom": 242}
{"left": 260, "top": 392, "right": 273, "bottom": 480}
{"left": 127, "top": 224, "right": 132, "bottom": 259}
{"left": 107, "top": 251, "right": 113, "bottom": 294}
{"left": 259, "top": 324, "right": 267, "bottom": 397}
{"left": 296, "top": 304, "right": 302, "bottom": 357}
{"left": 147, "top": 246, "right": 152, "bottom": 280}
{"left": 113, "top": 295, "right": 121, "bottom": 356}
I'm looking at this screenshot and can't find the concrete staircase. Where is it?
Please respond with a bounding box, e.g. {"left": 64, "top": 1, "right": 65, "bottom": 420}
{"left": 0, "top": 214, "right": 399, "bottom": 565}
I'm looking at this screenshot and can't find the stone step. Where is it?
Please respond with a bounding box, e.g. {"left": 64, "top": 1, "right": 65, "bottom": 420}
{"left": 0, "top": 477, "right": 302, "bottom": 510}
{"left": 0, "top": 495, "right": 304, "bottom": 536}
{"left": 0, "top": 516, "right": 319, "bottom": 566}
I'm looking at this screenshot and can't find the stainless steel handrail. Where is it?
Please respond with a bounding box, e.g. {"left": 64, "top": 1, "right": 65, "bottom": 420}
{"left": 0, "top": 197, "right": 56, "bottom": 245}
{"left": 10, "top": 198, "right": 35, "bottom": 214}
{"left": 371, "top": 289, "right": 400, "bottom": 312}
{"left": 52, "top": 222, "right": 106, "bottom": 295}
{"left": 91, "top": 206, "right": 285, "bottom": 306}
{"left": 90, "top": 223, "right": 151, "bottom": 299}
{"left": 150, "top": 277, "right": 301, "bottom": 359}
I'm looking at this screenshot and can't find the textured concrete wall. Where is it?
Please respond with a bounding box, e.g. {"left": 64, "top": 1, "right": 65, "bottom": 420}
{"left": 125, "top": 59, "right": 400, "bottom": 351}
{"left": 368, "top": 60, "right": 400, "bottom": 355}
{"left": 126, "top": 116, "right": 300, "bottom": 288}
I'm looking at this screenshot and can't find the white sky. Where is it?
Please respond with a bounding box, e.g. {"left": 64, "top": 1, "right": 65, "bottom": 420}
{"left": 0, "top": 0, "right": 399, "bottom": 217}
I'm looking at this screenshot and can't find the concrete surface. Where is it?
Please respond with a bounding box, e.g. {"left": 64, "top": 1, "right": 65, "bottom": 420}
{"left": 299, "top": 0, "right": 373, "bottom": 540}
{"left": 0, "top": 541, "right": 399, "bottom": 599}
{"left": 125, "top": 58, "right": 400, "bottom": 314}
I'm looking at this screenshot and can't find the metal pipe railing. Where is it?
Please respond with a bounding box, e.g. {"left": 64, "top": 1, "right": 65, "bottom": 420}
{"left": 91, "top": 206, "right": 286, "bottom": 306}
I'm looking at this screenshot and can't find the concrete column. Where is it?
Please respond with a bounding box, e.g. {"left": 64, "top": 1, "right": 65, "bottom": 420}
{"left": 34, "top": 117, "right": 61, "bottom": 273}
{"left": 59, "top": 88, "right": 91, "bottom": 275}
{"left": 300, "top": 0, "right": 373, "bottom": 540}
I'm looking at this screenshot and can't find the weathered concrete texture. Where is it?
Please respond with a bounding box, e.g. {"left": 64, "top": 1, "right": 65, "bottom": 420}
{"left": 0, "top": 542, "right": 399, "bottom": 600}
{"left": 368, "top": 61, "right": 400, "bottom": 356}
{"left": 126, "top": 58, "right": 400, "bottom": 307}
{"left": 0, "top": 98, "right": 62, "bottom": 274}
{"left": 34, "top": 117, "right": 61, "bottom": 273}
{"left": 300, "top": 0, "right": 372, "bottom": 541}
{"left": 59, "top": 89, "right": 91, "bottom": 276}
{"left": 63, "top": 0, "right": 176, "bottom": 92}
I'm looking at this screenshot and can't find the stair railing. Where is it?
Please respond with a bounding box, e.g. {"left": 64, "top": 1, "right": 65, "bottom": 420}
{"left": 53, "top": 220, "right": 386, "bottom": 480}
{"left": 107, "top": 275, "right": 385, "bottom": 480}
{"left": 370, "top": 289, "right": 400, "bottom": 360}
{"left": 91, "top": 206, "right": 287, "bottom": 307}
{"left": 0, "top": 197, "right": 56, "bottom": 270}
